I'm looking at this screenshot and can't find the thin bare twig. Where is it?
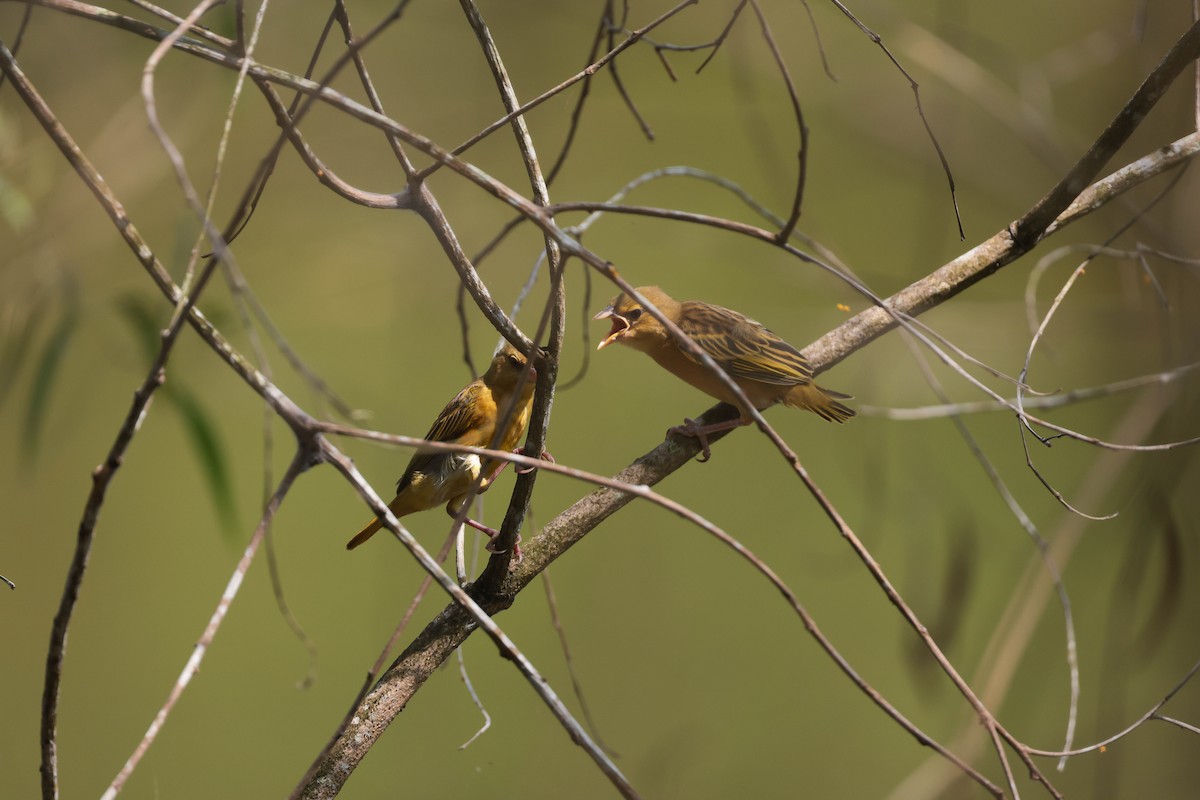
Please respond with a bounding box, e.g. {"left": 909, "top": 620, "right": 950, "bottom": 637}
{"left": 603, "top": 0, "right": 656, "bottom": 139}
{"left": 32, "top": 3, "right": 1199, "bottom": 375}
{"left": 39, "top": 360, "right": 166, "bottom": 800}
{"left": 331, "top": 0, "right": 417, "bottom": 176}
{"left": 694, "top": 0, "right": 748, "bottom": 73}
{"left": 1155, "top": 715, "right": 1200, "bottom": 736}
{"left": 546, "top": 3, "right": 610, "bottom": 183}
{"left": 1024, "top": 242, "right": 1199, "bottom": 337}
{"left": 456, "top": 644, "right": 493, "bottom": 749}
{"left": 541, "top": 568, "right": 616, "bottom": 756}
{"left": 102, "top": 448, "right": 313, "bottom": 799}
{"left": 308, "top": 443, "right": 639, "bottom": 799}
{"left": 263, "top": 522, "right": 320, "bottom": 690}
{"left": 746, "top": 0, "right": 808, "bottom": 241}
{"left": 156, "top": 16, "right": 1200, "bottom": 777}
{"left": 888, "top": 388, "right": 1178, "bottom": 800}
{"left": 0, "top": 37, "right": 229, "bottom": 798}
{"left": 309, "top": 421, "right": 1002, "bottom": 798}
{"left": 1016, "top": 158, "right": 1193, "bottom": 522}
{"left": 15, "top": 6, "right": 1200, "bottom": 796}
{"left": 414, "top": 0, "right": 698, "bottom": 181}
{"left": 458, "top": 0, "right": 564, "bottom": 573}
{"left": 0, "top": 1, "right": 32, "bottom": 93}
{"left": 823, "top": 0, "right": 964, "bottom": 238}
{"left": 860, "top": 360, "right": 1200, "bottom": 419}
{"left": 5, "top": 36, "right": 612, "bottom": 799}
{"left": 551, "top": 197, "right": 1200, "bottom": 454}
{"left": 1026, "top": 656, "right": 1200, "bottom": 759}
{"left": 220, "top": 26, "right": 1195, "bottom": 782}
{"left": 288, "top": 529, "right": 461, "bottom": 800}
{"left": 900, "top": 334, "right": 1081, "bottom": 782}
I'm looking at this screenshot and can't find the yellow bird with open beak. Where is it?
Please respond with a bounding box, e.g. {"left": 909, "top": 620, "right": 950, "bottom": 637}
{"left": 594, "top": 285, "right": 853, "bottom": 459}
{"left": 346, "top": 341, "right": 537, "bottom": 551}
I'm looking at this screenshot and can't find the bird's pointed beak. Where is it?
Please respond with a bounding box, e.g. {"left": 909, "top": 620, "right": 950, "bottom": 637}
{"left": 594, "top": 306, "right": 630, "bottom": 350}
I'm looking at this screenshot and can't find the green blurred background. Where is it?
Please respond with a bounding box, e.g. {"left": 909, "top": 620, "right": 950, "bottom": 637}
{"left": 2, "top": 1, "right": 1199, "bottom": 797}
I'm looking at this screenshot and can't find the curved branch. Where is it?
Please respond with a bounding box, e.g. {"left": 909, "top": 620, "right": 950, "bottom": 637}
{"left": 25, "top": 3, "right": 1200, "bottom": 382}
{"left": 303, "top": 416, "right": 1002, "bottom": 799}
{"left": 12, "top": 7, "right": 1200, "bottom": 797}
{"left": 102, "top": 447, "right": 312, "bottom": 800}
{"left": 1025, "top": 656, "right": 1200, "bottom": 759}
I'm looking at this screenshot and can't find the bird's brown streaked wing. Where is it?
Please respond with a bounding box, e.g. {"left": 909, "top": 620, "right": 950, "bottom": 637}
{"left": 396, "top": 382, "right": 489, "bottom": 494}
{"left": 425, "top": 382, "right": 491, "bottom": 444}
{"left": 677, "top": 302, "right": 814, "bottom": 386}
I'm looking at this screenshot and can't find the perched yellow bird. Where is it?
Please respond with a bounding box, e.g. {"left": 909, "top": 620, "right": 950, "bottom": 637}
{"left": 595, "top": 285, "right": 853, "bottom": 459}
{"left": 346, "top": 342, "right": 537, "bottom": 551}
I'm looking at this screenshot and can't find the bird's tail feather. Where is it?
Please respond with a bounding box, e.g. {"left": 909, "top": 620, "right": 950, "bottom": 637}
{"left": 783, "top": 383, "right": 856, "bottom": 423}
{"left": 345, "top": 495, "right": 413, "bottom": 550}
{"left": 346, "top": 516, "right": 383, "bottom": 550}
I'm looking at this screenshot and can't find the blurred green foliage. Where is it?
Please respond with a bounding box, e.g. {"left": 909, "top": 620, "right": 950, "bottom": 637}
{"left": 117, "top": 293, "right": 240, "bottom": 543}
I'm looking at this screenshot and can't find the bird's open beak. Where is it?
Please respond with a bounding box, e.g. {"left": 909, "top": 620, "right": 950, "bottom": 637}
{"left": 593, "top": 306, "right": 630, "bottom": 350}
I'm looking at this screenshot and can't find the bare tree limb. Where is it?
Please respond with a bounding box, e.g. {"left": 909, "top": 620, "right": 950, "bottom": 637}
{"left": 9, "top": 6, "right": 1199, "bottom": 798}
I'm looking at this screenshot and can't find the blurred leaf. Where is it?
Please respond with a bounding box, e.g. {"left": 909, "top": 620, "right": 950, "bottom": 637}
{"left": 168, "top": 381, "right": 241, "bottom": 543}
{"left": 0, "top": 173, "right": 35, "bottom": 232}
{"left": 206, "top": 3, "right": 239, "bottom": 41}
{"left": 22, "top": 286, "right": 79, "bottom": 459}
{"left": 1132, "top": 493, "right": 1183, "bottom": 654}
{"left": 905, "top": 520, "right": 975, "bottom": 691}
{"left": 0, "top": 284, "right": 50, "bottom": 408}
{"left": 116, "top": 293, "right": 162, "bottom": 363}
{"left": 0, "top": 107, "right": 36, "bottom": 233}
{"left": 117, "top": 293, "right": 240, "bottom": 544}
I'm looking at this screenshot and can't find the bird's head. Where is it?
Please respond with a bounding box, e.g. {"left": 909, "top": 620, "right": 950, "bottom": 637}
{"left": 594, "top": 285, "right": 677, "bottom": 352}
{"left": 484, "top": 342, "right": 536, "bottom": 396}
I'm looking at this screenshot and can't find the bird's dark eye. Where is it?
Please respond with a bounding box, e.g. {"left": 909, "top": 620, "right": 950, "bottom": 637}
{"left": 626, "top": 308, "right": 643, "bottom": 321}
{"left": 507, "top": 354, "right": 522, "bottom": 369}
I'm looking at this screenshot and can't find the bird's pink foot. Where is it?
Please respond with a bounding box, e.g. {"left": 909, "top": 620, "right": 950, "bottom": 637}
{"left": 668, "top": 417, "right": 745, "bottom": 462}
{"left": 516, "top": 447, "right": 554, "bottom": 475}
{"left": 484, "top": 530, "right": 523, "bottom": 563}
